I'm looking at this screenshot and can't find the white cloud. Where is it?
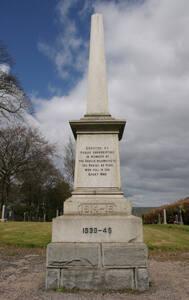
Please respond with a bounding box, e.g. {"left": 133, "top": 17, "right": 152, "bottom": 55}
{"left": 32, "top": 0, "right": 189, "bottom": 206}
{"left": 30, "top": 77, "right": 86, "bottom": 152}
{"left": 38, "top": 0, "right": 91, "bottom": 79}
{"left": 0, "top": 64, "right": 10, "bottom": 74}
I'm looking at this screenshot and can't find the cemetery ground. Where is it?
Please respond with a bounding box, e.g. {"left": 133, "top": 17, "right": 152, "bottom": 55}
{"left": 0, "top": 223, "right": 189, "bottom": 299}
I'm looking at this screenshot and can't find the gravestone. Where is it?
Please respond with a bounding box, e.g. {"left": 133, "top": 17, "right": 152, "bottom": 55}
{"left": 1, "top": 204, "right": 6, "bottom": 222}
{"left": 46, "top": 13, "right": 149, "bottom": 291}
{"left": 163, "top": 208, "right": 167, "bottom": 224}
{"left": 158, "top": 213, "right": 161, "bottom": 224}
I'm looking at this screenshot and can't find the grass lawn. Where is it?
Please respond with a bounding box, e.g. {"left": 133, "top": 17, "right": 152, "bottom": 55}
{"left": 0, "top": 222, "right": 51, "bottom": 248}
{"left": 0, "top": 222, "right": 189, "bottom": 251}
{"left": 144, "top": 224, "right": 189, "bottom": 251}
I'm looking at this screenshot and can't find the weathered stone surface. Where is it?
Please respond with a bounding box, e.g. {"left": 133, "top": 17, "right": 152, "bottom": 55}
{"left": 136, "top": 268, "right": 149, "bottom": 291}
{"left": 46, "top": 242, "right": 149, "bottom": 290}
{"left": 47, "top": 243, "right": 100, "bottom": 267}
{"left": 46, "top": 268, "right": 60, "bottom": 289}
{"left": 102, "top": 243, "right": 148, "bottom": 267}
{"left": 105, "top": 269, "right": 134, "bottom": 290}
{"left": 59, "top": 268, "right": 137, "bottom": 291}
{"left": 60, "top": 269, "right": 103, "bottom": 290}
{"left": 52, "top": 215, "right": 143, "bottom": 243}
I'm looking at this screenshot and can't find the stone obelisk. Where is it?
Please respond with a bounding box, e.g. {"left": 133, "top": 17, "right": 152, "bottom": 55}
{"left": 46, "top": 14, "right": 149, "bottom": 291}
{"left": 87, "top": 14, "right": 109, "bottom": 115}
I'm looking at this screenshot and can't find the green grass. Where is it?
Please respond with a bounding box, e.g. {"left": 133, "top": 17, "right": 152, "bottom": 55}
{"left": 0, "top": 222, "right": 189, "bottom": 251}
{"left": 0, "top": 221, "right": 51, "bottom": 248}
{"left": 144, "top": 224, "right": 189, "bottom": 251}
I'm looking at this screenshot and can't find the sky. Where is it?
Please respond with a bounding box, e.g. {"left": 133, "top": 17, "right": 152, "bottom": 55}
{"left": 1, "top": 0, "right": 189, "bottom": 207}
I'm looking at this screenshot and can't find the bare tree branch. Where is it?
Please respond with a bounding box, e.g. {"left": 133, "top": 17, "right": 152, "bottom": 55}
{"left": 0, "top": 42, "right": 30, "bottom": 121}
{"left": 63, "top": 136, "right": 75, "bottom": 186}
{"left": 0, "top": 126, "right": 55, "bottom": 206}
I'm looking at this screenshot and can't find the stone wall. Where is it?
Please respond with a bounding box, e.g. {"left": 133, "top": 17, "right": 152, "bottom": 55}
{"left": 46, "top": 242, "right": 149, "bottom": 291}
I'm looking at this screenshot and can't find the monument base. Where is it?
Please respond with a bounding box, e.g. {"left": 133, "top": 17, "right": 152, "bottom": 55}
{"left": 46, "top": 242, "right": 149, "bottom": 291}
{"left": 51, "top": 214, "right": 143, "bottom": 243}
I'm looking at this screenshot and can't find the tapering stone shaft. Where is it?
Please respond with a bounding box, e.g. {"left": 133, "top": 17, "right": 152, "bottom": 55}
{"left": 86, "top": 14, "right": 109, "bottom": 115}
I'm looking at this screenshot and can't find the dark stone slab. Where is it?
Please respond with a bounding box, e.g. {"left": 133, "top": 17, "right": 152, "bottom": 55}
{"left": 46, "top": 268, "right": 60, "bottom": 289}
{"left": 102, "top": 243, "right": 148, "bottom": 267}
{"left": 60, "top": 269, "right": 103, "bottom": 290}
{"left": 47, "top": 242, "right": 100, "bottom": 268}
{"left": 105, "top": 269, "right": 134, "bottom": 290}
{"left": 46, "top": 242, "right": 149, "bottom": 291}
{"left": 136, "top": 268, "right": 149, "bottom": 291}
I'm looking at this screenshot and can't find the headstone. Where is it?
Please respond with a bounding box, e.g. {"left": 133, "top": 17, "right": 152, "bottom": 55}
{"left": 163, "top": 208, "right": 167, "bottom": 224}
{"left": 8, "top": 210, "right": 12, "bottom": 220}
{"left": 179, "top": 207, "right": 183, "bottom": 225}
{"left": 1, "top": 204, "right": 6, "bottom": 222}
{"left": 158, "top": 213, "right": 161, "bottom": 224}
{"left": 46, "top": 13, "right": 149, "bottom": 291}
{"left": 175, "top": 214, "right": 178, "bottom": 224}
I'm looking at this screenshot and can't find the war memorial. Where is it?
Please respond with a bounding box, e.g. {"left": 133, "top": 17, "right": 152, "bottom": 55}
{"left": 46, "top": 13, "right": 149, "bottom": 291}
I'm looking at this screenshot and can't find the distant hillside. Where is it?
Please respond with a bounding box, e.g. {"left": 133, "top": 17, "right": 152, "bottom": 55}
{"left": 143, "top": 196, "right": 189, "bottom": 224}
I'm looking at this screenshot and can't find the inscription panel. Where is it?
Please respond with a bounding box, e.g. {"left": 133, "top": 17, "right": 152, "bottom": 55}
{"left": 74, "top": 134, "right": 121, "bottom": 188}
{"left": 79, "top": 203, "right": 116, "bottom": 215}
{"left": 79, "top": 146, "right": 115, "bottom": 177}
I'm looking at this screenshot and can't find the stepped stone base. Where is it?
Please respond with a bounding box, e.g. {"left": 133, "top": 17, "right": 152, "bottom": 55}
{"left": 46, "top": 242, "right": 149, "bottom": 291}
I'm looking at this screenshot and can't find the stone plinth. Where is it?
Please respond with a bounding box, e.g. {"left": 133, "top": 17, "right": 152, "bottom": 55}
{"left": 46, "top": 212, "right": 149, "bottom": 290}
{"left": 46, "top": 242, "right": 149, "bottom": 291}
{"left": 51, "top": 215, "right": 143, "bottom": 243}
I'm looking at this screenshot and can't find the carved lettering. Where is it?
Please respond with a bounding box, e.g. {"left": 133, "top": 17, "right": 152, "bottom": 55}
{"left": 79, "top": 203, "right": 116, "bottom": 215}
{"left": 79, "top": 146, "right": 116, "bottom": 177}
{"left": 82, "top": 227, "right": 112, "bottom": 234}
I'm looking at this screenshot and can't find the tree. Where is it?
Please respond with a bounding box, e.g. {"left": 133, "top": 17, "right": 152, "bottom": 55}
{"left": 8, "top": 157, "right": 71, "bottom": 221}
{"left": 0, "top": 42, "right": 29, "bottom": 121}
{"left": 17, "top": 159, "right": 70, "bottom": 221}
{"left": 0, "top": 125, "right": 54, "bottom": 208}
{"left": 63, "top": 136, "right": 75, "bottom": 186}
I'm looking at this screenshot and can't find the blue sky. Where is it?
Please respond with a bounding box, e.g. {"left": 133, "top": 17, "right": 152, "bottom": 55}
{"left": 1, "top": 0, "right": 189, "bottom": 206}
{"left": 0, "top": 0, "right": 92, "bottom": 97}
{"left": 0, "top": 0, "right": 143, "bottom": 98}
